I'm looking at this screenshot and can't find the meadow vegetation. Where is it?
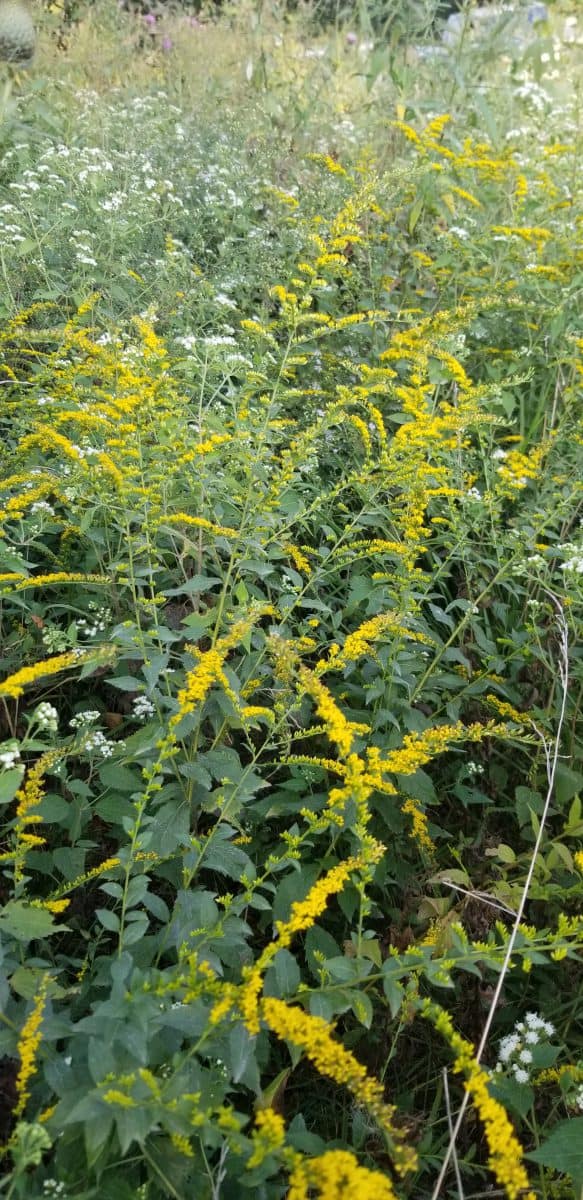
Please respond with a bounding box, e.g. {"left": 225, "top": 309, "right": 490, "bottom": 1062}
{"left": 0, "top": 1, "right": 582, "bottom": 1196}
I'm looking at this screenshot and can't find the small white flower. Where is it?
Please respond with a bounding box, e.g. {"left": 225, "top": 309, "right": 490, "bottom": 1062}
{"left": 133, "top": 695, "right": 155, "bottom": 720}
{"left": 519, "top": 1049, "right": 533, "bottom": 1064}
{"left": 498, "top": 1033, "right": 520, "bottom": 1062}
{"left": 83, "top": 730, "right": 114, "bottom": 757}
{"left": 525, "top": 1012, "right": 545, "bottom": 1029}
{"left": 513, "top": 1066, "right": 530, "bottom": 1084}
{"left": 69, "top": 710, "right": 100, "bottom": 729}
{"left": 30, "top": 501, "right": 55, "bottom": 516}
{"left": 525, "top": 1030, "right": 539, "bottom": 1044}
{"left": 34, "top": 702, "right": 59, "bottom": 732}
{"left": 0, "top": 742, "right": 21, "bottom": 769}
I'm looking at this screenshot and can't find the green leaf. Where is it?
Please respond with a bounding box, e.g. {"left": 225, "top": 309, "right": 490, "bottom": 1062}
{"left": 99, "top": 763, "right": 140, "bottom": 792}
{"left": 305, "top": 926, "right": 340, "bottom": 980}
{"left": 10, "top": 965, "right": 67, "bottom": 999}
{"left": 53, "top": 846, "right": 87, "bottom": 881}
{"left": 382, "top": 976, "right": 404, "bottom": 1018}
{"left": 273, "top": 865, "right": 321, "bottom": 924}
{"left": 96, "top": 908, "right": 120, "bottom": 933}
{"left": 272, "top": 948, "right": 301, "bottom": 996}
{"left": 528, "top": 1117, "right": 583, "bottom": 1185}
{"left": 0, "top": 768, "right": 24, "bottom": 806}
{"left": 228, "top": 1022, "right": 253, "bottom": 1084}
{"left": 122, "top": 918, "right": 149, "bottom": 945}
{"left": 409, "top": 196, "right": 424, "bottom": 234}
{"left": 496, "top": 843, "right": 516, "bottom": 864}
{"left": 203, "top": 834, "right": 255, "bottom": 881}
{"left": 39, "top": 792, "right": 70, "bottom": 823}
{"left": 0, "top": 900, "right": 68, "bottom": 942}
{"left": 491, "top": 1075, "right": 534, "bottom": 1119}
{"left": 88, "top": 1037, "right": 118, "bottom": 1085}
{"left": 555, "top": 765, "right": 583, "bottom": 807}
{"left": 350, "top": 990, "right": 373, "bottom": 1028}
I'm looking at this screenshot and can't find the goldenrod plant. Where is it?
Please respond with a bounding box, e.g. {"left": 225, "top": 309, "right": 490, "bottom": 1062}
{"left": 0, "top": 1, "right": 582, "bottom": 1196}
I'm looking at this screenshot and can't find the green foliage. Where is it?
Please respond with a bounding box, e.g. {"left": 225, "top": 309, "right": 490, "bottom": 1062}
{"left": 0, "top": 1, "right": 582, "bottom": 1197}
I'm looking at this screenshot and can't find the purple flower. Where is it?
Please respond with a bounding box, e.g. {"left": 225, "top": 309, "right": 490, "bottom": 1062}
{"left": 143, "top": 12, "right": 156, "bottom": 26}
{"left": 346, "top": 31, "right": 358, "bottom": 46}
{"left": 161, "top": 35, "right": 173, "bottom": 51}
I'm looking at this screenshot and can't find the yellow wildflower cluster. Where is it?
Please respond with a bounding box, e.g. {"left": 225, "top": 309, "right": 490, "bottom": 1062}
{"left": 2, "top": 572, "right": 109, "bottom": 593}
{"left": 169, "top": 607, "right": 269, "bottom": 734}
{"left": 246, "top": 1107, "right": 286, "bottom": 1168}
{"left": 262, "top": 997, "right": 416, "bottom": 1175}
{"left": 328, "top": 613, "right": 432, "bottom": 669}
{"left": 486, "top": 695, "right": 526, "bottom": 724}
{"left": 160, "top": 513, "right": 238, "bottom": 538}
{"left": 0, "top": 749, "right": 63, "bottom": 879}
{"left": 490, "top": 224, "right": 552, "bottom": 246}
{"left": 378, "top": 721, "right": 498, "bottom": 776}
{"left": 240, "top": 855, "right": 369, "bottom": 1034}
{"left": 288, "top": 1149, "right": 398, "bottom": 1199}
{"left": 14, "top": 976, "right": 49, "bottom": 1118}
{"left": 422, "top": 1000, "right": 535, "bottom": 1200}
{"left": 170, "top": 1133, "right": 194, "bottom": 1158}
{"left": 0, "top": 646, "right": 114, "bottom": 700}
{"left": 298, "top": 669, "right": 356, "bottom": 759}
{"left": 495, "top": 443, "right": 549, "bottom": 494}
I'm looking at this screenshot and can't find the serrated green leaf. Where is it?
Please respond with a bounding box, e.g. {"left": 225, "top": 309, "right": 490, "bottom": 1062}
{"left": 0, "top": 900, "right": 68, "bottom": 942}
{"left": 528, "top": 1117, "right": 583, "bottom": 1185}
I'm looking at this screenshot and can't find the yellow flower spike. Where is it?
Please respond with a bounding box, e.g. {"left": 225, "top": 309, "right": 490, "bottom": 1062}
{"left": 102, "top": 1090, "right": 135, "bottom": 1108}
{"left": 288, "top": 1148, "right": 399, "bottom": 1199}
{"left": 298, "top": 669, "right": 355, "bottom": 760}
{"left": 240, "top": 856, "right": 370, "bottom": 1035}
{"left": 5, "top": 572, "right": 109, "bottom": 592}
{"left": 14, "top": 976, "right": 49, "bottom": 1119}
{"left": 246, "top": 1108, "right": 286, "bottom": 1169}
{"left": 0, "top": 648, "right": 109, "bottom": 700}
{"left": 159, "top": 513, "right": 238, "bottom": 538}
{"left": 331, "top": 613, "right": 432, "bottom": 669}
{"left": 170, "top": 1133, "right": 194, "bottom": 1158}
{"left": 422, "top": 1001, "right": 535, "bottom": 1200}
{"left": 262, "top": 998, "right": 416, "bottom": 1175}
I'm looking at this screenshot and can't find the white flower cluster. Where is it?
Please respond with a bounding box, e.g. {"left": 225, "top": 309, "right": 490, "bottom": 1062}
{"left": 30, "top": 500, "right": 55, "bottom": 516}
{"left": 42, "top": 627, "right": 71, "bottom": 654}
{"left": 77, "top": 604, "right": 111, "bottom": 638}
{"left": 43, "top": 1182, "right": 67, "bottom": 1197}
{"left": 34, "top": 702, "right": 59, "bottom": 732}
{"left": 0, "top": 741, "right": 21, "bottom": 770}
{"left": 133, "top": 695, "right": 155, "bottom": 721}
{"left": 83, "top": 731, "right": 115, "bottom": 758}
{"left": 69, "top": 710, "right": 100, "bottom": 729}
{"left": 558, "top": 543, "right": 583, "bottom": 575}
{"left": 496, "top": 1012, "right": 555, "bottom": 1084}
